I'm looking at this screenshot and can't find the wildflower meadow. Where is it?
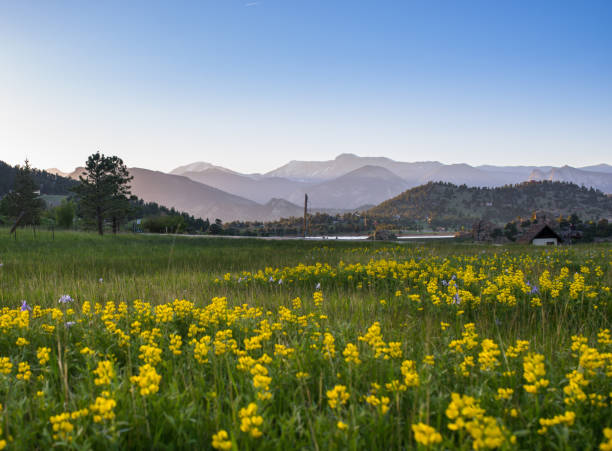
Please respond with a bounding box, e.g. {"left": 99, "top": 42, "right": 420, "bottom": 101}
{"left": 0, "top": 231, "right": 610, "bottom": 450}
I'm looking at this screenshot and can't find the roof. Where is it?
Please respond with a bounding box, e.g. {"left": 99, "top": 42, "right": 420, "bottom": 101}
{"left": 517, "top": 223, "right": 562, "bottom": 244}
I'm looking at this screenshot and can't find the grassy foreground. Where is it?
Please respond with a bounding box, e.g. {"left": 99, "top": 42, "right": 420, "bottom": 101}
{"left": 0, "top": 231, "right": 611, "bottom": 450}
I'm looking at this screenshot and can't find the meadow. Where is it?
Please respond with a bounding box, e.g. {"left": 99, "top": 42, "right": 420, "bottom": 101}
{"left": 0, "top": 230, "right": 610, "bottom": 450}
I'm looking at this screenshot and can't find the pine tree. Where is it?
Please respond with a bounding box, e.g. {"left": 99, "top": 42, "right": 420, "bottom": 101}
{"left": 72, "top": 152, "right": 133, "bottom": 235}
{"left": 3, "top": 160, "right": 44, "bottom": 225}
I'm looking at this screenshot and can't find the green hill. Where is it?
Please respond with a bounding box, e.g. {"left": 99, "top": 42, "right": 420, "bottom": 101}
{"left": 368, "top": 181, "right": 612, "bottom": 228}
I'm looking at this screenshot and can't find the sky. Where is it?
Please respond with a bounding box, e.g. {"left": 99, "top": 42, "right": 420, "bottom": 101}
{"left": 1, "top": 0, "right": 611, "bottom": 174}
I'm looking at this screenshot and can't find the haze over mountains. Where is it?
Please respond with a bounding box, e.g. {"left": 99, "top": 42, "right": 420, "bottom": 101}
{"left": 49, "top": 154, "right": 612, "bottom": 222}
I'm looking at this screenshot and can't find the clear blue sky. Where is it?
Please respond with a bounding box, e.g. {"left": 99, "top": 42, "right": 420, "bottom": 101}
{"left": 1, "top": 0, "right": 611, "bottom": 173}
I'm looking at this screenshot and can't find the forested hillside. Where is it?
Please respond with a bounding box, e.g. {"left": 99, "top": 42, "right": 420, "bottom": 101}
{"left": 0, "top": 160, "right": 78, "bottom": 195}
{"left": 368, "top": 181, "right": 612, "bottom": 227}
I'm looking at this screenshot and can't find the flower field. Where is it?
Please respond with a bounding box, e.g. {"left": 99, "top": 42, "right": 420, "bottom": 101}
{"left": 0, "top": 232, "right": 611, "bottom": 449}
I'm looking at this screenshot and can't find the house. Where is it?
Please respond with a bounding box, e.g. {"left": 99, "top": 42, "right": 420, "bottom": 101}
{"left": 518, "top": 224, "right": 562, "bottom": 246}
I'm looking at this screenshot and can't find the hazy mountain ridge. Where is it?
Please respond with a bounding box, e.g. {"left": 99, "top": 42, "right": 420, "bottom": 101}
{"left": 128, "top": 168, "right": 304, "bottom": 222}
{"left": 528, "top": 166, "right": 612, "bottom": 194}
{"left": 266, "top": 153, "right": 444, "bottom": 183}
{"left": 180, "top": 168, "right": 312, "bottom": 205}
{"left": 47, "top": 155, "right": 612, "bottom": 222}
{"left": 283, "top": 165, "right": 410, "bottom": 209}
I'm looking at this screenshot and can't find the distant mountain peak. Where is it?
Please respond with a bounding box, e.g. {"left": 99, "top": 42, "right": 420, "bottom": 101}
{"left": 170, "top": 161, "right": 236, "bottom": 175}
{"left": 46, "top": 168, "right": 71, "bottom": 177}
{"left": 335, "top": 153, "right": 359, "bottom": 160}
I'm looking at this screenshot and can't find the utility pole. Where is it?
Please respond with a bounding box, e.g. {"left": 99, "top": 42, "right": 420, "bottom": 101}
{"left": 303, "top": 194, "right": 308, "bottom": 238}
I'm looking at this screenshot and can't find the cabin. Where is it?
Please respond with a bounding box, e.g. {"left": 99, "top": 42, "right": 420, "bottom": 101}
{"left": 518, "top": 224, "right": 562, "bottom": 246}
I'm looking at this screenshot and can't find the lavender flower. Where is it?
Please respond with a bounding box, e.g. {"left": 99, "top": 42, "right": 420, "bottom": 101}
{"left": 453, "top": 293, "right": 461, "bottom": 305}
{"left": 98, "top": 278, "right": 103, "bottom": 283}
{"left": 20, "top": 300, "right": 32, "bottom": 312}
{"left": 442, "top": 280, "right": 448, "bottom": 286}
{"left": 65, "top": 321, "right": 76, "bottom": 328}
{"left": 58, "top": 295, "right": 73, "bottom": 304}
{"left": 278, "top": 279, "right": 283, "bottom": 285}
{"left": 268, "top": 276, "right": 274, "bottom": 283}
{"left": 315, "top": 282, "right": 321, "bottom": 290}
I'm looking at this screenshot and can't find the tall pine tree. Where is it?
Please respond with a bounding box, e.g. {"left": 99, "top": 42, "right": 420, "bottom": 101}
{"left": 3, "top": 160, "right": 44, "bottom": 225}
{"left": 73, "top": 152, "right": 133, "bottom": 235}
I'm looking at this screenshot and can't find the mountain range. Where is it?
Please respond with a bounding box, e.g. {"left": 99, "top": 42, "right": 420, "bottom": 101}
{"left": 48, "top": 154, "right": 612, "bottom": 222}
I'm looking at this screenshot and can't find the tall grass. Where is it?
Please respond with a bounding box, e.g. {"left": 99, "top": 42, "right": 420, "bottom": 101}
{"left": 0, "top": 230, "right": 610, "bottom": 449}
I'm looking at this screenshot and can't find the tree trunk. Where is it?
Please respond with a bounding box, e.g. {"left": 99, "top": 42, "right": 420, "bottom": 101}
{"left": 97, "top": 207, "right": 103, "bottom": 235}
{"left": 112, "top": 216, "right": 117, "bottom": 234}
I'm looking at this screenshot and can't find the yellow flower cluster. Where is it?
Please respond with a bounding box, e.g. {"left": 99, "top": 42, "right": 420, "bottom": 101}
{"left": 168, "top": 333, "right": 182, "bottom": 355}
{"left": 411, "top": 422, "right": 442, "bottom": 446}
{"left": 446, "top": 393, "right": 513, "bottom": 449}
{"left": 138, "top": 344, "right": 162, "bottom": 366}
{"left": 401, "top": 360, "right": 420, "bottom": 387}
{"left": 327, "top": 385, "right": 350, "bottom": 409}
{"left": 0, "top": 404, "right": 5, "bottom": 450}
{"left": 322, "top": 333, "right": 336, "bottom": 359}
{"left": 212, "top": 430, "right": 232, "bottom": 450}
{"left": 523, "top": 353, "right": 549, "bottom": 394}
{"left": 343, "top": 343, "right": 361, "bottom": 365}
{"left": 37, "top": 346, "right": 51, "bottom": 366}
{"left": 90, "top": 392, "right": 116, "bottom": 423}
{"left": 495, "top": 388, "right": 514, "bottom": 400}
{"left": 130, "top": 364, "right": 161, "bottom": 396}
{"left": 49, "top": 412, "right": 74, "bottom": 442}
{"left": 601, "top": 428, "right": 612, "bottom": 451}
{"left": 506, "top": 339, "right": 530, "bottom": 358}
{"left": 538, "top": 411, "right": 575, "bottom": 434}
{"left": 16, "top": 362, "right": 31, "bottom": 381}
{"left": 49, "top": 408, "right": 88, "bottom": 441}
{"left": 478, "top": 339, "right": 501, "bottom": 371}
{"left": 365, "top": 394, "right": 390, "bottom": 414}
{"left": 93, "top": 360, "right": 115, "bottom": 386}
{"left": 239, "top": 403, "right": 263, "bottom": 438}
{"left": 192, "top": 335, "right": 212, "bottom": 363}
{"left": 250, "top": 363, "right": 272, "bottom": 401}
{"left": 0, "top": 357, "right": 12, "bottom": 375}
{"left": 358, "top": 322, "right": 403, "bottom": 360}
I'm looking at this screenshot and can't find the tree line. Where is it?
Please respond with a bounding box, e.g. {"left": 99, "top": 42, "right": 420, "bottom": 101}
{"left": 0, "top": 154, "right": 211, "bottom": 235}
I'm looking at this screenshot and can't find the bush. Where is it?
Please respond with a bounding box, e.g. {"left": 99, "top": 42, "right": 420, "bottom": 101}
{"left": 55, "top": 200, "right": 76, "bottom": 229}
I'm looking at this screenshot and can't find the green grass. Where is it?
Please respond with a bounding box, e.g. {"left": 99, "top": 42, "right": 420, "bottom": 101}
{"left": 0, "top": 230, "right": 610, "bottom": 450}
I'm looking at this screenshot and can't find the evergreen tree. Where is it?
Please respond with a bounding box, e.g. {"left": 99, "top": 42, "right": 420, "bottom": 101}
{"left": 72, "top": 152, "right": 133, "bottom": 235}
{"left": 3, "top": 160, "right": 44, "bottom": 225}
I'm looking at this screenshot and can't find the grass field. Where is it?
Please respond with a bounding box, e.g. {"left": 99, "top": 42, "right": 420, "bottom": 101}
{"left": 0, "top": 230, "right": 611, "bottom": 450}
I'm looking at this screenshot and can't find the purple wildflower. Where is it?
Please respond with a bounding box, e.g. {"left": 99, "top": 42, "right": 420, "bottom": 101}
{"left": 58, "top": 295, "right": 73, "bottom": 304}
{"left": 20, "top": 300, "right": 32, "bottom": 312}
{"left": 442, "top": 280, "right": 448, "bottom": 286}
{"left": 65, "top": 321, "right": 76, "bottom": 328}
{"left": 453, "top": 293, "right": 461, "bottom": 305}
